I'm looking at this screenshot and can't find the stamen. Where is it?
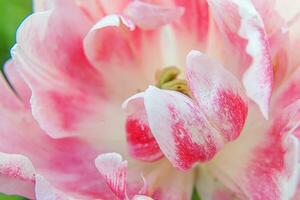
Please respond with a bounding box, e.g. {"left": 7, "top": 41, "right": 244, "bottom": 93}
{"left": 156, "top": 66, "right": 180, "bottom": 87}
{"left": 161, "top": 79, "right": 191, "bottom": 96}
{"left": 156, "top": 66, "right": 191, "bottom": 96}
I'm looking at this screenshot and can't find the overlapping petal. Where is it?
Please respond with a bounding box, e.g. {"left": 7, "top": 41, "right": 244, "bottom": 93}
{"left": 187, "top": 51, "right": 248, "bottom": 141}
{"left": 95, "top": 153, "right": 128, "bottom": 199}
{"left": 12, "top": 1, "right": 110, "bottom": 139}
{"left": 205, "top": 103, "right": 299, "bottom": 200}
{"left": 0, "top": 73, "right": 116, "bottom": 199}
{"left": 208, "top": 0, "right": 273, "bottom": 119}
{"left": 123, "top": 93, "right": 163, "bottom": 162}
{"left": 143, "top": 87, "right": 223, "bottom": 171}
{"left": 125, "top": 1, "right": 184, "bottom": 30}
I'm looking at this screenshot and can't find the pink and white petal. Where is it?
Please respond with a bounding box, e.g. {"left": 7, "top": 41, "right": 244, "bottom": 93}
{"left": 168, "top": 0, "right": 211, "bottom": 68}
{"left": 76, "top": 0, "right": 105, "bottom": 21}
{"left": 123, "top": 93, "right": 163, "bottom": 162}
{"left": 95, "top": 153, "right": 128, "bottom": 199}
{"left": 3, "top": 59, "right": 31, "bottom": 105}
{"left": 35, "top": 174, "right": 71, "bottom": 200}
{"left": 251, "top": 0, "right": 285, "bottom": 35}
{"left": 144, "top": 86, "right": 224, "bottom": 171}
{"left": 206, "top": 105, "right": 299, "bottom": 200}
{"left": 271, "top": 67, "right": 300, "bottom": 116}
{"left": 98, "top": 0, "right": 130, "bottom": 14}
{"left": 196, "top": 166, "right": 238, "bottom": 200}
{"left": 132, "top": 195, "right": 153, "bottom": 200}
{"left": 12, "top": 2, "right": 111, "bottom": 138}
{"left": 77, "top": 0, "right": 130, "bottom": 22}
{"left": 84, "top": 14, "right": 163, "bottom": 101}
{"left": 187, "top": 51, "right": 248, "bottom": 142}
{"left": 0, "top": 74, "right": 116, "bottom": 199}
{"left": 172, "top": 0, "right": 210, "bottom": 50}
{"left": 0, "top": 153, "right": 35, "bottom": 199}
{"left": 208, "top": 0, "right": 273, "bottom": 119}
{"left": 125, "top": 1, "right": 184, "bottom": 30}
{"left": 142, "top": 159, "right": 194, "bottom": 200}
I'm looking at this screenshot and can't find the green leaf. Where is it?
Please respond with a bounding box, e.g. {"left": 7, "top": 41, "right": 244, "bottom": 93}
{"left": 0, "top": 0, "right": 32, "bottom": 68}
{"left": 0, "top": 193, "right": 27, "bottom": 200}
{"left": 192, "top": 187, "right": 201, "bottom": 200}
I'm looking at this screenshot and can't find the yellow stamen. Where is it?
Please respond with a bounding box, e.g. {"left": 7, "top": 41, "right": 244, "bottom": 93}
{"left": 156, "top": 66, "right": 191, "bottom": 96}
{"left": 161, "top": 79, "right": 191, "bottom": 96}
{"left": 156, "top": 66, "right": 180, "bottom": 87}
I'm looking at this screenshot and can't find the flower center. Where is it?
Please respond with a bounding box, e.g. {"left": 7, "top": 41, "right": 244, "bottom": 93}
{"left": 155, "top": 66, "right": 191, "bottom": 96}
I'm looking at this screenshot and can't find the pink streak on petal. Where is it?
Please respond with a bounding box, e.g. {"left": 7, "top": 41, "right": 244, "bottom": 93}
{"left": 187, "top": 51, "right": 248, "bottom": 142}
{"left": 125, "top": 1, "right": 184, "bottom": 30}
{"left": 123, "top": 93, "right": 163, "bottom": 162}
{"left": 144, "top": 86, "right": 223, "bottom": 171}
{"left": 0, "top": 153, "right": 36, "bottom": 199}
{"left": 95, "top": 153, "right": 128, "bottom": 199}
{"left": 208, "top": 0, "right": 273, "bottom": 119}
{"left": 13, "top": 2, "right": 108, "bottom": 138}
{"left": 173, "top": 0, "right": 209, "bottom": 42}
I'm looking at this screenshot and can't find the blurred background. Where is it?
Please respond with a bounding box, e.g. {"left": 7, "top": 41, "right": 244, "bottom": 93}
{"left": 0, "top": 1, "right": 32, "bottom": 199}
{"left": 0, "top": 0, "right": 32, "bottom": 69}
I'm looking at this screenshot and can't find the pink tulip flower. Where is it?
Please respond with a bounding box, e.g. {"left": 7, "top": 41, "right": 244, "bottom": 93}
{"left": 1, "top": 0, "right": 300, "bottom": 199}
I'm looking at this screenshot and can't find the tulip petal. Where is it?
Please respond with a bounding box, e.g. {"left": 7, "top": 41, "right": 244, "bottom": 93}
{"left": 206, "top": 104, "right": 299, "bottom": 200}
{"left": 196, "top": 166, "right": 237, "bottom": 200}
{"left": 3, "top": 60, "right": 31, "bottom": 105}
{"left": 173, "top": 0, "right": 209, "bottom": 40}
{"left": 0, "top": 153, "right": 35, "bottom": 198}
{"left": 0, "top": 73, "right": 116, "bottom": 199}
{"left": 208, "top": 0, "right": 273, "bottom": 119}
{"left": 272, "top": 67, "right": 300, "bottom": 117}
{"left": 140, "top": 159, "right": 194, "bottom": 200}
{"left": 12, "top": 2, "right": 112, "bottom": 139}
{"left": 144, "top": 86, "right": 223, "bottom": 171}
{"left": 35, "top": 175, "right": 71, "bottom": 200}
{"left": 187, "top": 51, "right": 248, "bottom": 141}
{"left": 84, "top": 14, "right": 164, "bottom": 101}
{"left": 132, "top": 195, "right": 153, "bottom": 200}
{"left": 125, "top": 1, "right": 184, "bottom": 30}
{"left": 95, "top": 153, "right": 128, "bottom": 199}
{"left": 123, "top": 93, "right": 163, "bottom": 162}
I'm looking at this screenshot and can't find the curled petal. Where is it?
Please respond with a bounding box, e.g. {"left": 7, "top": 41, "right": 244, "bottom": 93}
{"left": 0, "top": 153, "right": 35, "bottom": 198}
{"left": 125, "top": 1, "right": 184, "bottom": 30}
{"left": 144, "top": 86, "right": 223, "bottom": 171}
{"left": 95, "top": 153, "right": 128, "bottom": 199}
{"left": 123, "top": 93, "right": 163, "bottom": 162}
{"left": 0, "top": 72, "right": 115, "bottom": 198}
{"left": 3, "top": 60, "right": 31, "bottom": 106}
{"left": 208, "top": 0, "right": 273, "bottom": 119}
{"left": 84, "top": 14, "right": 162, "bottom": 101}
{"left": 12, "top": 2, "right": 109, "bottom": 138}
{"left": 187, "top": 50, "right": 248, "bottom": 141}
